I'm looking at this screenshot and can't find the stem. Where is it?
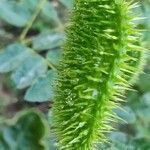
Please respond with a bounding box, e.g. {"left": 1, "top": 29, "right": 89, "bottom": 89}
{"left": 29, "top": 48, "right": 57, "bottom": 70}
{"left": 18, "top": 0, "right": 57, "bottom": 70}
{"left": 45, "top": 59, "right": 57, "bottom": 70}
{"left": 19, "top": 0, "right": 47, "bottom": 41}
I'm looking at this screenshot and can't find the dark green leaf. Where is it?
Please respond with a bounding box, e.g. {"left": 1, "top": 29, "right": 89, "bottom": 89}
{"left": 0, "top": 110, "right": 48, "bottom": 150}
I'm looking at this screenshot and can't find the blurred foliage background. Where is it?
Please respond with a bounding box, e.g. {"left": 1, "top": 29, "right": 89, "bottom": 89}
{"left": 0, "top": 0, "right": 150, "bottom": 150}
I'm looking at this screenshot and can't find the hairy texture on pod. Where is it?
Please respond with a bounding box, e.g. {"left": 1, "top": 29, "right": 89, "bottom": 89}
{"left": 52, "top": 0, "right": 145, "bottom": 149}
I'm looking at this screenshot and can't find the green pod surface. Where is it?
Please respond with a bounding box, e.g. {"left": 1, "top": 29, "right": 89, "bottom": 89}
{"left": 52, "top": 0, "right": 145, "bottom": 149}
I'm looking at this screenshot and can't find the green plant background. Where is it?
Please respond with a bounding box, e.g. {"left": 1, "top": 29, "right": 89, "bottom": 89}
{"left": 0, "top": 0, "right": 149, "bottom": 150}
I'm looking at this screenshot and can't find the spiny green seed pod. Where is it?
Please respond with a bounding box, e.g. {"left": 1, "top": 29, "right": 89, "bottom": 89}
{"left": 52, "top": 0, "right": 146, "bottom": 149}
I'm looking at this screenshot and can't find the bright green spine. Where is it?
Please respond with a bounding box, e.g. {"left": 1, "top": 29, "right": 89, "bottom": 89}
{"left": 52, "top": 0, "right": 145, "bottom": 149}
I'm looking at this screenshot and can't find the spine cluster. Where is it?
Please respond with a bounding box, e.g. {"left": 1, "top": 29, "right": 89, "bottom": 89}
{"left": 53, "top": 0, "right": 145, "bottom": 149}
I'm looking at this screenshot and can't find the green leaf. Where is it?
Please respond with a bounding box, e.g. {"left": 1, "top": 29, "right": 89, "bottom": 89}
{"left": 0, "top": 1, "right": 31, "bottom": 27}
{"left": 114, "top": 106, "right": 136, "bottom": 124}
{"left": 136, "top": 73, "right": 150, "bottom": 92}
{"left": 25, "top": 70, "right": 57, "bottom": 102}
{"left": 47, "top": 49, "right": 62, "bottom": 66}
{"left": 142, "top": 92, "right": 150, "bottom": 107}
{"left": 59, "top": 0, "right": 74, "bottom": 9}
{"left": 20, "top": 0, "right": 39, "bottom": 12}
{"left": 0, "top": 110, "right": 48, "bottom": 150}
{"left": 109, "top": 132, "right": 128, "bottom": 143}
{"left": 41, "top": 2, "right": 59, "bottom": 22}
{"left": 48, "top": 135, "right": 57, "bottom": 150}
{"left": 32, "top": 32, "right": 64, "bottom": 51}
{"left": 137, "top": 107, "right": 150, "bottom": 120}
{"left": 0, "top": 43, "right": 32, "bottom": 73}
{"left": 97, "top": 132, "right": 131, "bottom": 150}
{"left": 142, "top": 2, "right": 150, "bottom": 44}
{"left": 20, "top": 0, "right": 59, "bottom": 23}
{"left": 136, "top": 121, "right": 150, "bottom": 139}
{"left": 11, "top": 55, "right": 48, "bottom": 89}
